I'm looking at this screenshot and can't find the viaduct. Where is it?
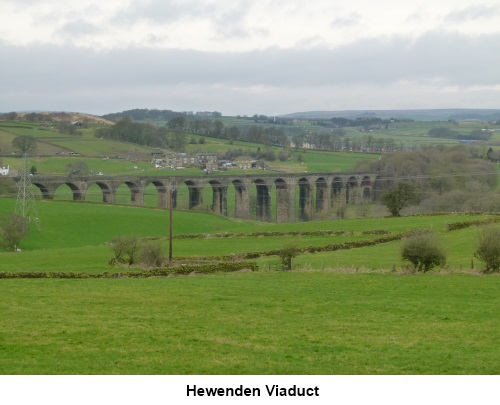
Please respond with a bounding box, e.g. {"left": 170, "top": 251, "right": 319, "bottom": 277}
{"left": 30, "top": 172, "right": 386, "bottom": 222}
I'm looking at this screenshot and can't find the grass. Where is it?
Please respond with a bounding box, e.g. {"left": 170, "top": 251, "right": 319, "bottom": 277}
{"left": 0, "top": 197, "right": 497, "bottom": 275}
{"left": 1, "top": 272, "right": 499, "bottom": 374}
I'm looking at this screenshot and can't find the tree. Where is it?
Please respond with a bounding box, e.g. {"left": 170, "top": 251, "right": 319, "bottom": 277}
{"left": 474, "top": 227, "right": 500, "bottom": 273}
{"left": 0, "top": 213, "right": 29, "bottom": 251}
{"left": 278, "top": 241, "right": 301, "bottom": 270}
{"left": 0, "top": 177, "right": 17, "bottom": 197}
{"left": 12, "top": 135, "right": 37, "bottom": 155}
{"left": 66, "top": 161, "right": 90, "bottom": 176}
{"left": 401, "top": 232, "right": 446, "bottom": 272}
{"left": 110, "top": 236, "right": 141, "bottom": 265}
{"left": 380, "top": 182, "right": 416, "bottom": 216}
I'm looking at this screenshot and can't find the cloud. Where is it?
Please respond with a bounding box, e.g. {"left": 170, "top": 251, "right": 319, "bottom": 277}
{"left": 444, "top": 4, "right": 500, "bottom": 22}
{"left": 1, "top": 30, "right": 499, "bottom": 114}
{"left": 330, "top": 12, "right": 361, "bottom": 28}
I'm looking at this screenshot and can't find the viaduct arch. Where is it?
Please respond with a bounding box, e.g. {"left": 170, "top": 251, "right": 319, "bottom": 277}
{"left": 28, "top": 172, "right": 379, "bottom": 222}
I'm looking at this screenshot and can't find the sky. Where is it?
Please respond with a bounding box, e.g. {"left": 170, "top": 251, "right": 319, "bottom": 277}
{"left": 1, "top": 0, "right": 499, "bottom": 116}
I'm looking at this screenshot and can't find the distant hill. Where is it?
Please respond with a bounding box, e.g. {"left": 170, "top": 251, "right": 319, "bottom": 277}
{"left": 282, "top": 109, "right": 500, "bottom": 122}
{"left": 101, "top": 108, "right": 188, "bottom": 122}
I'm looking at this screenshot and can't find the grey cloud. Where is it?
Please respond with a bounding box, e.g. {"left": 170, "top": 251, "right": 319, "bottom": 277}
{"left": 444, "top": 4, "right": 500, "bottom": 22}
{"left": 331, "top": 12, "right": 361, "bottom": 28}
{"left": 57, "top": 19, "right": 101, "bottom": 38}
{"left": 4, "top": 31, "right": 499, "bottom": 90}
{"left": 1, "top": 30, "right": 499, "bottom": 114}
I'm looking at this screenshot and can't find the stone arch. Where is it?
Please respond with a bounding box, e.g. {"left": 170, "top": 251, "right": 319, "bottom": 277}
{"left": 361, "top": 176, "right": 372, "bottom": 201}
{"left": 184, "top": 180, "right": 203, "bottom": 210}
{"left": 274, "top": 178, "right": 294, "bottom": 223}
{"left": 315, "top": 177, "right": 329, "bottom": 213}
{"left": 346, "top": 176, "right": 359, "bottom": 204}
{"left": 331, "top": 176, "right": 344, "bottom": 210}
{"left": 32, "top": 182, "right": 53, "bottom": 200}
{"left": 54, "top": 182, "right": 83, "bottom": 201}
{"left": 115, "top": 181, "right": 142, "bottom": 205}
{"left": 208, "top": 180, "right": 227, "bottom": 215}
{"left": 232, "top": 179, "right": 248, "bottom": 219}
{"left": 298, "top": 177, "right": 312, "bottom": 221}
{"left": 144, "top": 180, "right": 168, "bottom": 208}
{"left": 254, "top": 179, "right": 272, "bottom": 222}
{"left": 86, "top": 181, "right": 114, "bottom": 204}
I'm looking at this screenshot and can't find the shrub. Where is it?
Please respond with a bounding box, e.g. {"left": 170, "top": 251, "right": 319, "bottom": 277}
{"left": 138, "top": 242, "right": 163, "bottom": 268}
{"left": 401, "top": 231, "right": 446, "bottom": 272}
{"left": 474, "top": 227, "right": 500, "bottom": 273}
{"left": 1, "top": 213, "right": 29, "bottom": 251}
{"left": 278, "top": 240, "right": 301, "bottom": 270}
{"left": 110, "top": 236, "right": 140, "bottom": 265}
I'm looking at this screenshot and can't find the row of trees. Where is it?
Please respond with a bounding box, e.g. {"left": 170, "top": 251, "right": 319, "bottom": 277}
{"left": 94, "top": 117, "right": 290, "bottom": 151}
{"left": 292, "top": 133, "right": 403, "bottom": 152}
{"left": 428, "top": 127, "right": 491, "bottom": 141}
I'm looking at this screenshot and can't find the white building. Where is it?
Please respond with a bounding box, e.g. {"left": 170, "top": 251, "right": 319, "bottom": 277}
{"left": 0, "top": 165, "right": 9, "bottom": 176}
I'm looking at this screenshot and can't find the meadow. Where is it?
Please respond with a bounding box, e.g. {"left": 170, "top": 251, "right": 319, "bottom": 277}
{"left": 1, "top": 193, "right": 499, "bottom": 374}
{"left": 1, "top": 272, "right": 499, "bottom": 374}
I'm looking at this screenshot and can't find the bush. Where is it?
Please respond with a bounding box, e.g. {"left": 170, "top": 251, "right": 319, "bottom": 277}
{"left": 110, "top": 236, "right": 140, "bottom": 265}
{"left": 474, "top": 227, "right": 500, "bottom": 273}
{"left": 1, "top": 213, "right": 29, "bottom": 251}
{"left": 278, "top": 241, "right": 301, "bottom": 270}
{"left": 401, "top": 231, "right": 446, "bottom": 272}
{"left": 138, "top": 242, "right": 163, "bottom": 268}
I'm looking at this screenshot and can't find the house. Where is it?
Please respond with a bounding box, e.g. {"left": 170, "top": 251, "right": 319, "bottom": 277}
{"left": 0, "top": 165, "right": 9, "bottom": 176}
{"left": 164, "top": 153, "right": 218, "bottom": 170}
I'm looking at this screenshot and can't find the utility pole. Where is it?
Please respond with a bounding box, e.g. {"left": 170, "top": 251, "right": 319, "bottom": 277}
{"left": 15, "top": 153, "right": 40, "bottom": 230}
{"left": 168, "top": 186, "right": 175, "bottom": 262}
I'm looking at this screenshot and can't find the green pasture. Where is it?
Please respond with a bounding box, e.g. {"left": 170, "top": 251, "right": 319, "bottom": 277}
{"left": 0, "top": 197, "right": 497, "bottom": 274}
{"left": 1, "top": 272, "right": 499, "bottom": 374}
{"left": 1, "top": 197, "right": 500, "bottom": 375}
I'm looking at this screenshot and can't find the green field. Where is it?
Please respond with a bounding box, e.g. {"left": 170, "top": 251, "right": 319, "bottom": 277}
{"left": 1, "top": 272, "right": 499, "bottom": 374}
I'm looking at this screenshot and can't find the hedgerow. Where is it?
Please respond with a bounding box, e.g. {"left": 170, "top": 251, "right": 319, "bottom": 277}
{"left": 0, "top": 261, "right": 258, "bottom": 279}
{"left": 446, "top": 217, "right": 500, "bottom": 231}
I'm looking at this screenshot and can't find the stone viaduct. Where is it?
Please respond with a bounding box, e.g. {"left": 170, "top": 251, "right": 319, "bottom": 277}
{"left": 29, "top": 172, "right": 385, "bottom": 222}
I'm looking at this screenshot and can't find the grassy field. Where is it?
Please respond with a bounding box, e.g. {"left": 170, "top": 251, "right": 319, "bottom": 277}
{"left": 1, "top": 272, "right": 499, "bottom": 374}
{"left": 1, "top": 198, "right": 499, "bottom": 374}
{"left": 0, "top": 197, "right": 497, "bottom": 273}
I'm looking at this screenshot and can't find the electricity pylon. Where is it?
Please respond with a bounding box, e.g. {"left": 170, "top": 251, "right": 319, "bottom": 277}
{"left": 15, "top": 153, "right": 40, "bottom": 230}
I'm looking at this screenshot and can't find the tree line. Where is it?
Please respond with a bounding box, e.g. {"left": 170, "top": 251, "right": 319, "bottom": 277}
{"left": 428, "top": 127, "right": 492, "bottom": 141}
{"left": 357, "top": 145, "right": 499, "bottom": 214}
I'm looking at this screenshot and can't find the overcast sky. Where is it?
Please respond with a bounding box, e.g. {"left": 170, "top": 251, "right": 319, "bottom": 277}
{"left": 1, "top": 0, "right": 499, "bottom": 116}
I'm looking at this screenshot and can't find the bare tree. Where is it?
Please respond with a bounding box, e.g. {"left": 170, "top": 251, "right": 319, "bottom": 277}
{"left": 12, "top": 135, "right": 37, "bottom": 155}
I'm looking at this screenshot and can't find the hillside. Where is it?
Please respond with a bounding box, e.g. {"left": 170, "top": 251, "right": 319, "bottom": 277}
{"left": 283, "top": 109, "right": 500, "bottom": 122}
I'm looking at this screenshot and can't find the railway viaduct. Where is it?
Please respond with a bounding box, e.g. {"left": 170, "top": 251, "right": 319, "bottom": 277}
{"left": 29, "top": 172, "right": 385, "bottom": 222}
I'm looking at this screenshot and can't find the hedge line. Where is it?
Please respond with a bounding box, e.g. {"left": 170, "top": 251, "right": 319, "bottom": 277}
{"left": 149, "top": 230, "right": 351, "bottom": 240}
{"left": 446, "top": 217, "right": 500, "bottom": 231}
{"left": 0, "top": 261, "right": 258, "bottom": 279}
{"left": 178, "top": 229, "right": 427, "bottom": 261}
